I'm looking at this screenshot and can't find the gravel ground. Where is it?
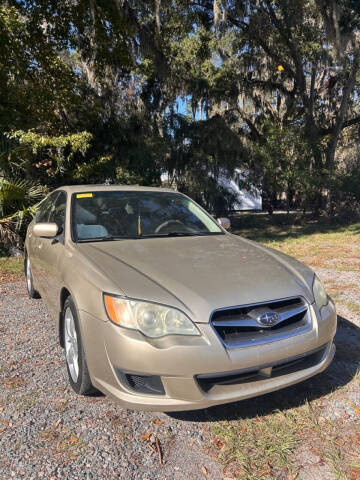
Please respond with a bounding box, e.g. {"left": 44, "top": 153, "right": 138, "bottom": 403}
{"left": 1, "top": 273, "right": 359, "bottom": 480}
{"left": 0, "top": 281, "right": 223, "bottom": 480}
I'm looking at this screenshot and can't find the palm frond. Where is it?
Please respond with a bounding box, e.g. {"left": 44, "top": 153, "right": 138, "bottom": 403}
{"left": 0, "top": 175, "right": 45, "bottom": 250}
{"left": 0, "top": 177, "right": 45, "bottom": 217}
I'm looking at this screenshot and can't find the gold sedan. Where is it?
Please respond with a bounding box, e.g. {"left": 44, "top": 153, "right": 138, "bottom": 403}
{"left": 24, "top": 185, "right": 336, "bottom": 411}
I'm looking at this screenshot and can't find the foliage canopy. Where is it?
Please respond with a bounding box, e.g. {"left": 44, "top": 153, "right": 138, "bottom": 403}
{"left": 1, "top": 0, "right": 360, "bottom": 234}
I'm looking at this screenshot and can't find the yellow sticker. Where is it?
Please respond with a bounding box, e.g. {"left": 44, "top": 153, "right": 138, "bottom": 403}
{"left": 76, "top": 193, "right": 93, "bottom": 198}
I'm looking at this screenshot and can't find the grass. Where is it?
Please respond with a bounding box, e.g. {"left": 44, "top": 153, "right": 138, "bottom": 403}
{"left": 343, "top": 301, "right": 360, "bottom": 316}
{"left": 232, "top": 216, "right": 360, "bottom": 265}
{"left": 211, "top": 400, "right": 360, "bottom": 480}
{"left": 231, "top": 211, "right": 360, "bottom": 245}
{"left": 0, "top": 256, "right": 24, "bottom": 277}
{"left": 212, "top": 409, "right": 301, "bottom": 479}
{"left": 211, "top": 213, "right": 360, "bottom": 479}
{"left": 211, "top": 380, "right": 360, "bottom": 480}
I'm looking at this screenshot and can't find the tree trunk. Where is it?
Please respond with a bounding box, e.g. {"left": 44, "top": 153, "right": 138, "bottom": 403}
{"left": 326, "top": 56, "right": 359, "bottom": 213}
{"left": 155, "top": 0, "right": 161, "bottom": 33}
{"left": 305, "top": 122, "right": 323, "bottom": 217}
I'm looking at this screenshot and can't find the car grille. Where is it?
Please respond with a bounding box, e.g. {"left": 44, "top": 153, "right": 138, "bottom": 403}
{"left": 196, "top": 343, "right": 328, "bottom": 394}
{"left": 211, "top": 296, "right": 312, "bottom": 348}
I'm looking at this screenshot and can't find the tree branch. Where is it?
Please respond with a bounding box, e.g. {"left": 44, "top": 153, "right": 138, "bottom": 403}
{"left": 319, "top": 115, "right": 360, "bottom": 136}
{"left": 245, "top": 78, "right": 295, "bottom": 99}
{"left": 231, "top": 106, "right": 263, "bottom": 142}
{"left": 261, "top": 0, "right": 307, "bottom": 97}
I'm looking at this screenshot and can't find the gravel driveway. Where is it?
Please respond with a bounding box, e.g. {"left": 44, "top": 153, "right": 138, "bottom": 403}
{"left": 0, "top": 280, "right": 223, "bottom": 480}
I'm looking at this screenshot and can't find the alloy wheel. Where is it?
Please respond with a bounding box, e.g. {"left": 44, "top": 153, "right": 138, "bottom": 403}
{"left": 26, "top": 258, "right": 32, "bottom": 293}
{"left": 64, "top": 307, "right": 79, "bottom": 382}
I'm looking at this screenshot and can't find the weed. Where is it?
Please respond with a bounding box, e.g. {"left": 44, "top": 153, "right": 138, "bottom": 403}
{"left": 212, "top": 408, "right": 301, "bottom": 479}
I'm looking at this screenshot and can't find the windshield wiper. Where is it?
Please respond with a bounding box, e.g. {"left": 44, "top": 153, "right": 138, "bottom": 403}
{"left": 160, "top": 232, "right": 199, "bottom": 237}
{"left": 76, "top": 231, "right": 223, "bottom": 242}
{"left": 77, "top": 235, "right": 141, "bottom": 243}
{"left": 142, "top": 231, "right": 216, "bottom": 238}
{"left": 77, "top": 236, "right": 116, "bottom": 243}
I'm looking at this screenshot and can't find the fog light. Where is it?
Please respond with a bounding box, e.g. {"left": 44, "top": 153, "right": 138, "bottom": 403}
{"left": 115, "top": 368, "right": 165, "bottom": 395}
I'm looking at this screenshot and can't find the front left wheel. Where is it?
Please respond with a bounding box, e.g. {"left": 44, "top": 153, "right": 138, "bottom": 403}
{"left": 24, "top": 256, "right": 40, "bottom": 299}
{"left": 63, "top": 296, "right": 96, "bottom": 395}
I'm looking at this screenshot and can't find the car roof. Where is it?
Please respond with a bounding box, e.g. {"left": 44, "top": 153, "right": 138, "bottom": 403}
{"left": 53, "top": 185, "right": 178, "bottom": 194}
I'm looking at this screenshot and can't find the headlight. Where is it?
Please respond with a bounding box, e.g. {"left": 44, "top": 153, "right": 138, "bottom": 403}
{"left": 103, "top": 294, "right": 200, "bottom": 338}
{"left": 313, "top": 275, "right": 328, "bottom": 309}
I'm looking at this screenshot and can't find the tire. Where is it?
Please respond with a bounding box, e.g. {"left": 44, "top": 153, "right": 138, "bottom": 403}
{"left": 24, "top": 256, "right": 41, "bottom": 299}
{"left": 63, "top": 296, "right": 96, "bottom": 395}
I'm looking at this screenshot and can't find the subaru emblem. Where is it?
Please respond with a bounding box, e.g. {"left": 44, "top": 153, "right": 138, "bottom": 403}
{"left": 257, "top": 311, "right": 279, "bottom": 327}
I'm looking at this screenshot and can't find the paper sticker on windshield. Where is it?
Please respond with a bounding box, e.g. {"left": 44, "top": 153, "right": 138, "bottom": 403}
{"left": 76, "top": 193, "right": 93, "bottom": 198}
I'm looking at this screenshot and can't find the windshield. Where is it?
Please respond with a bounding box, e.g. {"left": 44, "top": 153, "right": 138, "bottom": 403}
{"left": 72, "top": 190, "right": 223, "bottom": 241}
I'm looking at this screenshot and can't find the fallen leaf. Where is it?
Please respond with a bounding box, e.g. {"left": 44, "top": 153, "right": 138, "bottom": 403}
{"left": 258, "top": 468, "right": 271, "bottom": 477}
{"left": 54, "top": 419, "right": 61, "bottom": 428}
{"left": 354, "top": 406, "right": 360, "bottom": 415}
{"left": 338, "top": 418, "right": 343, "bottom": 424}
{"left": 288, "top": 473, "right": 298, "bottom": 480}
{"left": 241, "top": 427, "right": 247, "bottom": 432}
{"left": 350, "top": 468, "right": 360, "bottom": 480}
{"left": 69, "top": 437, "right": 78, "bottom": 443}
{"left": 2, "top": 421, "right": 9, "bottom": 426}
{"left": 335, "top": 439, "right": 345, "bottom": 446}
{"left": 201, "top": 465, "right": 208, "bottom": 475}
{"left": 0, "top": 429, "right": 5, "bottom": 434}
{"left": 141, "top": 432, "right": 151, "bottom": 442}
{"left": 213, "top": 439, "right": 224, "bottom": 448}
{"left": 152, "top": 420, "right": 164, "bottom": 425}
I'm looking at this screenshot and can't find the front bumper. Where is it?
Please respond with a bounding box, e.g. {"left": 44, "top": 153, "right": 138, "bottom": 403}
{"left": 79, "top": 299, "right": 337, "bottom": 411}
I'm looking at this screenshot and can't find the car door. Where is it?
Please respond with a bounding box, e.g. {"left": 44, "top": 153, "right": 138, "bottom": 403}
{"left": 35, "top": 191, "right": 67, "bottom": 313}
{"left": 30, "top": 191, "right": 60, "bottom": 283}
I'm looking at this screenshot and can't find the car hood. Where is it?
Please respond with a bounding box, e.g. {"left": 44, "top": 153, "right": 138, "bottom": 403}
{"left": 78, "top": 234, "right": 315, "bottom": 322}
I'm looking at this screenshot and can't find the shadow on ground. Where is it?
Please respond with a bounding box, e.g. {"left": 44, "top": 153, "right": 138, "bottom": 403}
{"left": 230, "top": 212, "right": 360, "bottom": 243}
{"left": 168, "top": 315, "right": 360, "bottom": 422}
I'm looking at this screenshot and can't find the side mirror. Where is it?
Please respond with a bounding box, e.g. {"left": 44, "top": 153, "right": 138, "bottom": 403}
{"left": 33, "top": 222, "right": 59, "bottom": 238}
{"left": 217, "top": 217, "right": 231, "bottom": 230}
